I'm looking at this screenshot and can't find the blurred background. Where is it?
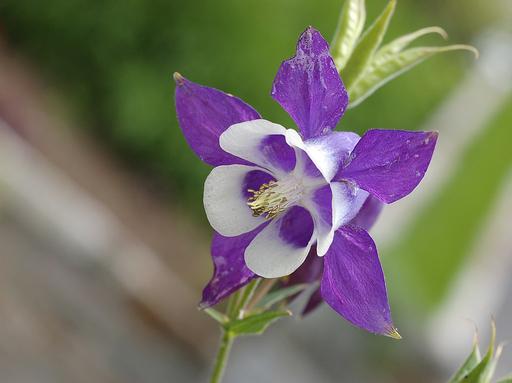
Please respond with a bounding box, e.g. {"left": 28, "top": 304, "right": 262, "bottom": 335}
{"left": 0, "top": 0, "right": 511, "bottom": 382}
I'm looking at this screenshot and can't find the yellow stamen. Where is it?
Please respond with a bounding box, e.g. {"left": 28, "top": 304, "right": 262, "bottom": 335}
{"left": 247, "top": 181, "right": 289, "bottom": 219}
{"left": 248, "top": 175, "right": 308, "bottom": 220}
{"left": 247, "top": 176, "right": 305, "bottom": 219}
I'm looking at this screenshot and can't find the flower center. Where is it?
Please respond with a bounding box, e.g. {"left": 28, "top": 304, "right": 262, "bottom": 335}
{"left": 247, "top": 177, "right": 303, "bottom": 220}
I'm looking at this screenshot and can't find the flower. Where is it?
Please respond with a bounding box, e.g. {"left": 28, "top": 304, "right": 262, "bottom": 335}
{"left": 174, "top": 27, "right": 437, "bottom": 337}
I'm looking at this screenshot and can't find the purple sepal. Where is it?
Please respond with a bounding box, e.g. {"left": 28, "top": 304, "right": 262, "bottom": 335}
{"left": 174, "top": 73, "right": 261, "bottom": 166}
{"left": 349, "top": 195, "right": 384, "bottom": 231}
{"left": 200, "top": 225, "right": 266, "bottom": 308}
{"left": 283, "top": 247, "right": 325, "bottom": 316}
{"left": 286, "top": 246, "right": 323, "bottom": 285}
{"left": 337, "top": 129, "right": 438, "bottom": 203}
{"left": 302, "top": 287, "right": 323, "bottom": 316}
{"left": 321, "top": 226, "right": 397, "bottom": 336}
{"left": 271, "top": 27, "right": 349, "bottom": 140}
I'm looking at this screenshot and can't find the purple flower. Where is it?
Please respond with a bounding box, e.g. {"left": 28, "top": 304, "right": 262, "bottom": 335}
{"left": 174, "top": 27, "right": 437, "bottom": 337}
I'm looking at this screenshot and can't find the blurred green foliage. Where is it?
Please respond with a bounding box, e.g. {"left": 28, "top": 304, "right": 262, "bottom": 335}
{"left": 385, "top": 95, "right": 512, "bottom": 311}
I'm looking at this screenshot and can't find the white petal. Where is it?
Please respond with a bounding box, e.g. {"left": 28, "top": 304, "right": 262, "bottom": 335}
{"left": 203, "top": 165, "right": 265, "bottom": 237}
{"left": 219, "top": 119, "right": 290, "bottom": 174}
{"left": 286, "top": 130, "right": 360, "bottom": 182}
{"left": 315, "top": 222, "right": 335, "bottom": 257}
{"left": 304, "top": 182, "right": 369, "bottom": 257}
{"left": 303, "top": 132, "right": 360, "bottom": 181}
{"left": 283, "top": 128, "right": 305, "bottom": 149}
{"left": 316, "top": 182, "right": 368, "bottom": 256}
{"left": 244, "top": 217, "right": 314, "bottom": 278}
{"left": 300, "top": 186, "right": 333, "bottom": 257}
{"left": 331, "top": 182, "right": 369, "bottom": 229}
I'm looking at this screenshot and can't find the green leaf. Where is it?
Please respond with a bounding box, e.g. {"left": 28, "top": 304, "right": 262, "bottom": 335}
{"left": 234, "top": 278, "right": 261, "bottom": 316}
{"left": 480, "top": 343, "right": 505, "bottom": 383}
{"left": 462, "top": 322, "right": 497, "bottom": 383}
{"left": 448, "top": 335, "right": 481, "bottom": 383}
{"left": 331, "top": 0, "right": 366, "bottom": 71}
{"left": 349, "top": 44, "right": 478, "bottom": 108}
{"left": 463, "top": 323, "right": 496, "bottom": 383}
{"left": 342, "top": 0, "right": 396, "bottom": 91}
{"left": 227, "top": 310, "right": 291, "bottom": 336}
{"left": 204, "top": 308, "right": 229, "bottom": 324}
{"left": 257, "top": 284, "right": 308, "bottom": 310}
{"left": 447, "top": 323, "right": 511, "bottom": 383}
{"left": 374, "top": 26, "right": 448, "bottom": 60}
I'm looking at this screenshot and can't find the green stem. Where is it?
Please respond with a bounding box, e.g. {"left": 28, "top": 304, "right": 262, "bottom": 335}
{"left": 234, "top": 278, "right": 261, "bottom": 318}
{"left": 246, "top": 278, "right": 277, "bottom": 310}
{"left": 210, "top": 330, "right": 235, "bottom": 383}
{"left": 226, "top": 290, "right": 240, "bottom": 319}
{"left": 208, "top": 278, "right": 277, "bottom": 382}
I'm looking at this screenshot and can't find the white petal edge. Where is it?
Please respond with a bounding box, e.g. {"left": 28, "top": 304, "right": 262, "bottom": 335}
{"left": 244, "top": 217, "right": 315, "bottom": 278}
{"left": 332, "top": 182, "right": 369, "bottom": 229}
{"left": 314, "top": 220, "right": 335, "bottom": 257}
{"left": 203, "top": 164, "right": 266, "bottom": 237}
{"left": 303, "top": 132, "right": 360, "bottom": 181}
{"left": 222, "top": 121, "right": 344, "bottom": 183}
{"left": 315, "top": 182, "right": 369, "bottom": 256}
{"left": 219, "top": 119, "right": 290, "bottom": 175}
{"left": 301, "top": 190, "right": 334, "bottom": 258}
{"left": 285, "top": 129, "right": 360, "bottom": 182}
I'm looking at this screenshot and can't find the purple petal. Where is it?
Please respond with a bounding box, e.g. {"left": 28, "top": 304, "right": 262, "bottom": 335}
{"left": 242, "top": 169, "right": 275, "bottom": 198}
{"left": 348, "top": 195, "right": 384, "bottom": 231}
{"left": 260, "top": 134, "right": 296, "bottom": 173}
{"left": 312, "top": 185, "right": 333, "bottom": 227}
{"left": 271, "top": 27, "right": 349, "bottom": 140}
{"left": 321, "top": 226, "right": 397, "bottom": 336}
{"left": 278, "top": 206, "right": 315, "bottom": 248}
{"left": 174, "top": 73, "right": 260, "bottom": 166}
{"left": 200, "top": 225, "right": 267, "bottom": 308}
{"left": 337, "top": 129, "right": 438, "bottom": 203}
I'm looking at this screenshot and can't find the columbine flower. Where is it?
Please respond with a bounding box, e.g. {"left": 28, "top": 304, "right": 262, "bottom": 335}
{"left": 174, "top": 27, "right": 437, "bottom": 337}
